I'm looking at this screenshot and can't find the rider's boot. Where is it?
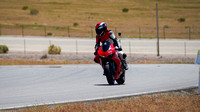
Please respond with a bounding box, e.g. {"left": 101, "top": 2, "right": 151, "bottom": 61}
{"left": 122, "top": 53, "right": 128, "bottom": 70}
{"left": 123, "top": 59, "right": 128, "bottom": 70}
{"left": 94, "top": 58, "right": 98, "bottom": 63}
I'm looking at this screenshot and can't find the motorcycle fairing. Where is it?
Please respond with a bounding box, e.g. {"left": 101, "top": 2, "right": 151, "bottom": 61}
{"left": 96, "top": 42, "right": 123, "bottom": 80}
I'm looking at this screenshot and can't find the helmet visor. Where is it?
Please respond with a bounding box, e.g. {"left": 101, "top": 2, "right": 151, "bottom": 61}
{"left": 96, "top": 29, "right": 103, "bottom": 35}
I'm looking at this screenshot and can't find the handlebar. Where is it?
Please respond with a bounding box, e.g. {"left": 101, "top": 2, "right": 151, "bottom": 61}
{"left": 115, "top": 47, "right": 122, "bottom": 51}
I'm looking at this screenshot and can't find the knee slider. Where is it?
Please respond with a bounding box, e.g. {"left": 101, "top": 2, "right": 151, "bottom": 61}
{"left": 94, "top": 59, "right": 98, "bottom": 63}
{"left": 123, "top": 53, "right": 127, "bottom": 59}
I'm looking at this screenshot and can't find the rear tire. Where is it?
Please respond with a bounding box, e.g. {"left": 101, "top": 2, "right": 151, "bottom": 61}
{"left": 116, "top": 71, "right": 125, "bottom": 84}
{"left": 104, "top": 63, "right": 115, "bottom": 85}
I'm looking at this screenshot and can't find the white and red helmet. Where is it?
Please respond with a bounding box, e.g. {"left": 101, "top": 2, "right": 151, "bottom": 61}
{"left": 95, "top": 22, "right": 107, "bottom": 36}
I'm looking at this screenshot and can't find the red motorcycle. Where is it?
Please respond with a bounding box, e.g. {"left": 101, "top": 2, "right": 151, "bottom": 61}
{"left": 94, "top": 41, "right": 125, "bottom": 85}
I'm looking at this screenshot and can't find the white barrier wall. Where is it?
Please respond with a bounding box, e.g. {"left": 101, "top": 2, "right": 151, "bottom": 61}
{"left": 195, "top": 50, "right": 200, "bottom": 94}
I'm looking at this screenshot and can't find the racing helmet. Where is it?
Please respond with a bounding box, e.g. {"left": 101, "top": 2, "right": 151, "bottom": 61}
{"left": 95, "top": 22, "right": 107, "bottom": 36}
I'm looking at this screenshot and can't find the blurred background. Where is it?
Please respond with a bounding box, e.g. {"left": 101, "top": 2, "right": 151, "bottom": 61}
{"left": 0, "top": 0, "right": 200, "bottom": 64}
{"left": 0, "top": 0, "right": 199, "bottom": 39}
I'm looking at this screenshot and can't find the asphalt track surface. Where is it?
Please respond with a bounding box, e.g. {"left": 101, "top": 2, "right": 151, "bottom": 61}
{"left": 0, "top": 64, "right": 198, "bottom": 110}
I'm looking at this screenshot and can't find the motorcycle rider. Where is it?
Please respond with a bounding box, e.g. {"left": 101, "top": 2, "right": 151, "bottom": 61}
{"left": 94, "top": 22, "right": 128, "bottom": 70}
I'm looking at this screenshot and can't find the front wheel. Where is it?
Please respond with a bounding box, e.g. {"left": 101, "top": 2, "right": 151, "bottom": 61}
{"left": 104, "top": 63, "right": 115, "bottom": 85}
{"left": 116, "top": 71, "right": 125, "bottom": 84}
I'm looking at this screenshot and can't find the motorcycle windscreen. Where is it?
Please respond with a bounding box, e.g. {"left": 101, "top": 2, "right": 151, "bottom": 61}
{"left": 101, "top": 41, "right": 111, "bottom": 52}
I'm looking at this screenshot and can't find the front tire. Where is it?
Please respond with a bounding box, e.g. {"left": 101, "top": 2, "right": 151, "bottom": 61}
{"left": 104, "top": 63, "right": 115, "bottom": 85}
{"left": 116, "top": 70, "right": 125, "bottom": 84}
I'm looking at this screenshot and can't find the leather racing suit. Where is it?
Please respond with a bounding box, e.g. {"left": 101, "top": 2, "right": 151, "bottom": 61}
{"left": 94, "top": 30, "right": 128, "bottom": 70}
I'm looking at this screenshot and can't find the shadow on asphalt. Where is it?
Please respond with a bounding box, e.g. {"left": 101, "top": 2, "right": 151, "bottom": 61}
{"left": 94, "top": 84, "right": 125, "bottom": 86}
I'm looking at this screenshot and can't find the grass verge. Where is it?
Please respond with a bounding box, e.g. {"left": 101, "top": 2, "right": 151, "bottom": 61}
{"left": 0, "top": 58, "right": 93, "bottom": 65}
{"left": 2, "top": 88, "right": 200, "bottom": 112}
{"left": 0, "top": 0, "right": 200, "bottom": 38}
{"left": 0, "top": 58, "right": 194, "bottom": 65}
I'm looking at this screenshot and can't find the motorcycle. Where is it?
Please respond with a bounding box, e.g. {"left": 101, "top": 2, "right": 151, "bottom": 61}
{"left": 94, "top": 41, "right": 125, "bottom": 85}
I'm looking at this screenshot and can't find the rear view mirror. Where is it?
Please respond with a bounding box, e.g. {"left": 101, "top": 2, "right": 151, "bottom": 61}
{"left": 118, "top": 32, "right": 121, "bottom": 37}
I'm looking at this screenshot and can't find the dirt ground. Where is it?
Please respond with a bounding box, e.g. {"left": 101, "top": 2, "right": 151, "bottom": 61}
{"left": 0, "top": 52, "right": 196, "bottom": 65}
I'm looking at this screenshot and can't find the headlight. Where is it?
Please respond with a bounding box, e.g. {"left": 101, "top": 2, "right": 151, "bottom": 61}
{"left": 107, "top": 53, "right": 114, "bottom": 58}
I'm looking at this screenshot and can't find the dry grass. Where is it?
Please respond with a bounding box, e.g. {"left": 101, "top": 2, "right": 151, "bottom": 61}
{"left": 0, "top": 58, "right": 193, "bottom": 65}
{"left": 132, "top": 59, "right": 194, "bottom": 64}
{"left": 0, "top": 0, "right": 199, "bottom": 27}
{"left": 0, "top": 0, "right": 200, "bottom": 38}
{"left": 2, "top": 89, "right": 200, "bottom": 112}
{"left": 0, "top": 58, "right": 93, "bottom": 65}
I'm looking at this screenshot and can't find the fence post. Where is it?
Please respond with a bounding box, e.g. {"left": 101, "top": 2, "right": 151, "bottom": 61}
{"left": 185, "top": 26, "right": 191, "bottom": 40}
{"left": 115, "top": 27, "right": 117, "bottom": 37}
{"left": 129, "top": 40, "right": 131, "bottom": 57}
{"left": 22, "top": 25, "right": 24, "bottom": 37}
{"left": 91, "top": 27, "right": 93, "bottom": 38}
{"left": 189, "top": 26, "right": 191, "bottom": 40}
{"left": 67, "top": 26, "right": 70, "bottom": 37}
{"left": 156, "top": 3, "right": 160, "bottom": 56}
{"left": 44, "top": 25, "right": 47, "bottom": 37}
{"left": 163, "top": 26, "right": 165, "bottom": 40}
{"left": 139, "top": 27, "right": 141, "bottom": 40}
{"left": 76, "top": 40, "right": 78, "bottom": 55}
{"left": 184, "top": 42, "right": 186, "bottom": 56}
{"left": 163, "top": 25, "right": 169, "bottom": 40}
{"left": 24, "top": 39, "right": 26, "bottom": 54}
{"left": 0, "top": 24, "right": 1, "bottom": 36}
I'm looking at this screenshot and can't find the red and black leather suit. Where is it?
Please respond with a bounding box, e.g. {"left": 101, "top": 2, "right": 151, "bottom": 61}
{"left": 94, "top": 29, "right": 122, "bottom": 63}
{"left": 94, "top": 22, "right": 128, "bottom": 70}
